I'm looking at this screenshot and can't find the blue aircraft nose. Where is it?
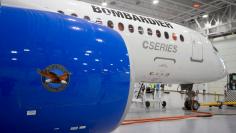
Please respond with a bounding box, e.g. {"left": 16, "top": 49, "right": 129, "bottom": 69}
{"left": 0, "top": 6, "right": 130, "bottom": 133}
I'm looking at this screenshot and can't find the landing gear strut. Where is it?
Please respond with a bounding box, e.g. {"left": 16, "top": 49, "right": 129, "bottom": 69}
{"left": 181, "top": 84, "right": 200, "bottom": 110}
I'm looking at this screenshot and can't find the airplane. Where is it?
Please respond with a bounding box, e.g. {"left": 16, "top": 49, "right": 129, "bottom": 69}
{"left": 0, "top": 0, "right": 228, "bottom": 132}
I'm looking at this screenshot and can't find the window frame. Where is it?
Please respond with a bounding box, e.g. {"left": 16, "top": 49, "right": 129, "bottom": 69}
{"left": 156, "top": 30, "right": 161, "bottom": 38}
{"left": 138, "top": 26, "right": 144, "bottom": 35}
{"left": 84, "top": 16, "right": 91, "bottom": 21}
{"left": 57, "top": 10, "right": 64, "bottom": 14}
{"left": 128, "top": 24, "right": 134, "bottom": 33}
{"left": 107, "top": 20, "right": 114, "bottom": 29}
{"left": 147, "top": 28, "right": 153, "bottom": 36}
{"left": 71, "top": 13, "right": 78, "bottom": 17}
{"left": 95, "top": 18, "right": 103, "bottom": 24}
{"left": 172, "top": 33, "right": 177, "bottom": 41}
{"left": 118, "top": 22, "right": 124, "bottom": 31}
{"left": 164, "top": 31, "right": 169, "bottom": 39}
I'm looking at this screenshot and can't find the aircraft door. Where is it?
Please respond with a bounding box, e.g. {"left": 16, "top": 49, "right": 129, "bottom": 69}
{"left": 191, "top": 33, "right": 203, "bottom": 62}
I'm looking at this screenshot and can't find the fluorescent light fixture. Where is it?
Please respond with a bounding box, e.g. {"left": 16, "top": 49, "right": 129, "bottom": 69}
{"left": 192, "top": 2, "right": 201, "bottom": 8}
{"left": 153, "top": 0, "right": 159, "bottom": 5}
{"left": 202, "top": 14, "right": 208, "bottom": 18}
{"left": 102, "top": 2, "right": 107, "bottom": 6}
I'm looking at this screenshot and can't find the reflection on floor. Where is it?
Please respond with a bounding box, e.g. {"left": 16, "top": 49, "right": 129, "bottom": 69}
{"left": 113, "top": 91, "right": 236, "bottom": 133}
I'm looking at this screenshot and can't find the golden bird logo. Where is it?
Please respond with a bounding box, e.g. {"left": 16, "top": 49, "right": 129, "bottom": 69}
{"left": 37, "top": 64, "right": 71, "bottom": 92}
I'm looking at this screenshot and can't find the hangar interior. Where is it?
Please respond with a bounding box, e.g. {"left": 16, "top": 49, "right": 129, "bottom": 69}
{"left": 1, "top": 0, "right": 236, "bottom": 133}
{"left": 77, "top": 0, "right": 236, "bottom": 132}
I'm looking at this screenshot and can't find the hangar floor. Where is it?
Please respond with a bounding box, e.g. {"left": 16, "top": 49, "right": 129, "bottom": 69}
{"left": 113, "top": 91, "right": 236, "bottom": 133}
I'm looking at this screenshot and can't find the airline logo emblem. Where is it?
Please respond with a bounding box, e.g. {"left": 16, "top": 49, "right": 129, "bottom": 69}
{"left": 37, "top": 64, "right": 70, "bottom": 92}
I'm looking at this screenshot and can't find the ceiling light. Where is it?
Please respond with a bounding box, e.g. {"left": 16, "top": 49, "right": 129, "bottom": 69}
{"left": 192, "top": 2, "right": 201, "bottom": 8}
{"left": 153, "top": 0, "right": 159, "bottom": 5}
{"left": 101, "top": 2, "right": 107, "bottom": 6}
{"left": 202, "top": 14, "right": 208, "bottom": 18}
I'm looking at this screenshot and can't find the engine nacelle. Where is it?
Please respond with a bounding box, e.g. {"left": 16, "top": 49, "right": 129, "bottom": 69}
{"left": 0, "top": 6, "right": 131, "bottom": 132}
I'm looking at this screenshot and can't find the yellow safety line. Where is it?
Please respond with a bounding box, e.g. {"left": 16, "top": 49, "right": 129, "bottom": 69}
{"left": 200, "top": 102, "right": 236, "bottom": 106}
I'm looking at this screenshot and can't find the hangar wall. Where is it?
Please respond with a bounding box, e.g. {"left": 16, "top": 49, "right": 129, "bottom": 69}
{"left": 208, "top": 35, "right": 236, "bottom": 94}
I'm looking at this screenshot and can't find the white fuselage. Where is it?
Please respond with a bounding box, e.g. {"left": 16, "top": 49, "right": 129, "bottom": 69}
{"left": 2, "top": 0, "right": 228, "bottom": 84}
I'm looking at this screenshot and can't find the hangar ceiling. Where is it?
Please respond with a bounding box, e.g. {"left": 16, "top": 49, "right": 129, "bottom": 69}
{"left": 79, "top": 0, "right": 236, "bottom": 38}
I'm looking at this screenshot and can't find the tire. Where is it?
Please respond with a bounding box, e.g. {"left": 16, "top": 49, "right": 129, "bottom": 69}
{"left": 184, "top": 100, "right": 192, "bottom": 110}
{"left": 162, "top": 101, "right": 167, "bottom": 108}
{"left": 192, "top": 100, "right": 200, "bottom": 111}
{"left": 219, "top": 102, "right": 223, "bottom": 109}
{"left": 145, "top": 101, "right": 150, "bottom": 108}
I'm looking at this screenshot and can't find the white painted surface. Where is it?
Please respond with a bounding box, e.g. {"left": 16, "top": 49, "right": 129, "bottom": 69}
{"left": 2, "top": 0, "right": 227, "bottom": 84}
{"left": 209, "top": 35, "right": 236, "bottom": 94}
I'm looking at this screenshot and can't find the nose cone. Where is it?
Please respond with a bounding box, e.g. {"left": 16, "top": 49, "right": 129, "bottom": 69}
{"left": 219, "top": 57, "right": 228, "bottom": 78}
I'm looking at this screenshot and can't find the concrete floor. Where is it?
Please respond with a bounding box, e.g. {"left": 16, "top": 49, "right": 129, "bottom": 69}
{"left": 113, "top": 91, "right": 236, "bottom": 133}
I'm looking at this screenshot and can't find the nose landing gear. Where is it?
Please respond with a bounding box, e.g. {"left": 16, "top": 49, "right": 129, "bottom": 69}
{"left": 181, "top": 84, "right": 200, "bottom": 111}
{"left": 184, "top": 99, "right": 200, "bottom": 110}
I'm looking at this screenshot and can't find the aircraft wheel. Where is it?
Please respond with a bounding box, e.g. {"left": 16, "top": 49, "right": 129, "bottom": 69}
{"left": 192, "top": 100, "right": 200, "bottom": 111}
{"left": 218, "top": 102, "right": 223, "bottom": 109}
{"left": 145, "top": 101, "right": 150, "bottom": 108}
{"left": 162, "top": 101, "right": 167, "bottom": 108}
{"left": 184, "top": 100, "right": 192, "bottom": 110}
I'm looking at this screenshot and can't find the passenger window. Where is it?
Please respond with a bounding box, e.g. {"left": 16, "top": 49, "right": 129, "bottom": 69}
{"left": 57, "top": 10, "right": 64, "bottom": 14}
{"left": 107, "top": 20, "right": 114, "bottom": 28}
{"left": 128, "top": 25, "right": 134, "bottom": 33}
{"left": 96, "top": 18, "right": 102, "bottom": 24}
{"left": 164, "top": 32, "right": 169, "bottom": 39}
{"left": 84, "top": 16, "right": 90, "bottom": 21}
{"left": 180, "top": 34, "right": 184, "bottom": 42}
{"left": 147, "top": 28, "right": 152, "bottom": 36}
{"left": 138, "top": 26, "right": 144, "bottom": 35}
{"left": 156, "top": 30, "right": 161, "bottom": 38}
{"left": 118, "top": 23, "right": 124, "bottom": 31}
{"left": 71, "top": 13, "right": 78, "bottom": 17}
{"left": 172, "top": 33, "right": 177, "bottom": 41}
